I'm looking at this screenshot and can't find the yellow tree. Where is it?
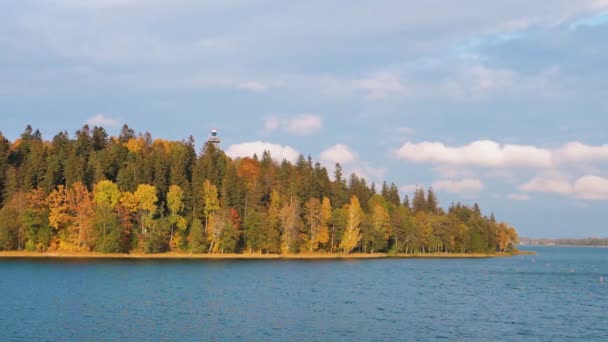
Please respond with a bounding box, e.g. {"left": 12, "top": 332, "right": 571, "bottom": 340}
{"left": 93, "top": 180, "right": 122, "bottom": 241}
{"left": 206, "top": 211, "right": 226, "bottom": 253}
{"left": 166, "top": 184, "right": 187, "bottom": 249}
{"left": 414, "top": 211, "right": 434, "bottom": 253}
{"left": 497, "top": 222, "right": 518, "bottom": 252}
{"left": 280, "top": 196, "right": 300, "bottom": 254}
{"left": 304, "top": 197, "right": 330, "bottom": 252}
{"left": 93, "top": 180, "right": 121, "bottom": 209}
{"left": 134, "top": 184, "right": 158, "bottom": 234}
{"left": 118, "top": 191, "right": 139, "bottom": 242}
{"left": 202, "top": 180, "right": 220, "bottom": 229}
{"left": 119, "top": 191, "right": 139, "bottom": 215}
{"left": 304, "top": 198, "right": 321, "bottom": 252}
{"left": 340, "top": 196, "right": 362, "bottom": 253}
{"left": 318, "top": 197, "right": 331, "bottom": 249}
{"left": 67, "top": 182, "right": 94, "bottom": 249}
{"left": 46, "top": 185, "right": 70, "bottom": 236}
{"left": 369, "top": 203, "right": 391, "bottom": 253}
{"left": 261, "top": 190, "right": 281, "bottom": 253}
{"left": 22, "top": 188, "right": 51, "bottom": 252}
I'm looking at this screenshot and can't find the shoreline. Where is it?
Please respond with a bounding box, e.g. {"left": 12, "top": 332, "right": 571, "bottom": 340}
{"left": 520, "top": 244, "right": 608, "bottom": 248}
{"left": 0, "top": 251, "right": 531, "bottom": 260}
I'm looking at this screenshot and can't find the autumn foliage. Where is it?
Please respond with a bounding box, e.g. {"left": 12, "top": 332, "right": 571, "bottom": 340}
{"left": 0, "top": 125, "right": 518, "bottom": 254}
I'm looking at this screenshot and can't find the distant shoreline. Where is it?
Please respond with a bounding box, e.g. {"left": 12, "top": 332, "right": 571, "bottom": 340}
{"left": 0, "top": 251, "right": 531, "bottom": 260}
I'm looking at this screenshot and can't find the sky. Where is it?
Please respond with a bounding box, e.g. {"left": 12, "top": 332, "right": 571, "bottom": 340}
{"left": 1, "top": 0, "right": 608, "bottom": 238}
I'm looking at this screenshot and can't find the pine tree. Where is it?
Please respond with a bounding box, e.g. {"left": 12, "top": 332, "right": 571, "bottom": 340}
{"left": 412, "top": 187, "right": 426, "bottom": 213}
{"left": 426, "top": 187, "right": 439, "bottom": 214}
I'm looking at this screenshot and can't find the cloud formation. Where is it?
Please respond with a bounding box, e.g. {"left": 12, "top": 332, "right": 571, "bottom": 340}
{"left": 556, "top": 142, "right": 608, "bottom": 162}
{"left": 225, "top": 141, "right": 300, "bottom": 163}
{"left": 396, "top": 140, "right": 553, "bottom": 168}
{"left": 320, "top": 144, "right": 357, "bottom": 165}
{"left": 354, "top": 71, "right": 410, "bottom": 100}
{"left": 519, "top": 175, "right": 608, "bottom": 200}
{"left": 318, "top": 143, "right": 385, "bottom": 183}
{"left": 285, "top": 114, "right": 322, "bottom": 135}
{"left": 396, "top": 140, "right": 608, "bottom": 168}
{"left": 432, "top": 178, "right": 484, "bottom": 194}
{"left": 264, "top": 114, "right": 322, "bottom": 135}
{"left": 86, "top": 114, "right": 119, "bottom": 127}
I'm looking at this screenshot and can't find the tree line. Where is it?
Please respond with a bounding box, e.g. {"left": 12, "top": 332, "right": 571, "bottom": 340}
{"left": 521, "top": 238, "right": 608, "bottom": 247}
{"left": 0, "top": 125, "right": 518, "bottom": 254}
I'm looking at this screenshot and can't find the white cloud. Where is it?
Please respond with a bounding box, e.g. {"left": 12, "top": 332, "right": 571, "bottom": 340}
{"left": 519, "top": 175, "right": 608, "bottom": 200}
{"left": 354, "top": 71, "right": 410, "bottom": 100}
{"left": 285, "top": 114, "right": 322, "bottom": 135}
{"left": 238, "top": 81, "right": 266, "bottom": 92}
{"left": 519, "top": 177, "right": 573, "bottom": 194}
{"left": 86, "top": 114, "right": 119, "bottom": 127}
{"left": 320, "top": 144, "right": 357, "bottom": 165}
{"left": 225, "top": 141, "right": 300, "bottom": 163}
{"left": 263, "top": 114, "right": 322, "bottom": 135}
{"left": 557, "top": 141, "right": 608, "bottom": 163}
{"left": 432, "top": 179, "right": 484, "bottom": 194}
{"left": 507, "top": 193, "right": 532, "bottom": 201}
{"left": 318, "top": 144, "right": 384, "bottom": 184}
{"left": 572, "top": 175, "right": 608, "bottom": 200}
{"left": 396, "top": 140, "right": 608, "bottom": 172}
{"left": 395, "top": 140, "right": 553, "bottom": 168}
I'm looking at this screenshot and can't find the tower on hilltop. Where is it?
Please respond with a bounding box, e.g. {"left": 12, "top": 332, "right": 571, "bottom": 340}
{"left": 208, "top": 129, "right": 220, "bottom": 144}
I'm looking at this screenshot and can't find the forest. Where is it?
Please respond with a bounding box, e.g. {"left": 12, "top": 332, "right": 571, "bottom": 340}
{"left": 0, "top": 125, "right": 518, "bottom": 255}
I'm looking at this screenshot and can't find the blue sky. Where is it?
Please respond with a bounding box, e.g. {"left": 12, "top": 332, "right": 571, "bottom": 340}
{"left": 1, "top": 0, "right": 608, "bottom": 238}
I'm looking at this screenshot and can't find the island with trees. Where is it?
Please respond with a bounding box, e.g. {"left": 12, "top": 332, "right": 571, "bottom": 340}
{"left": 0, "top": 125, "right": 519, "bottom": 258}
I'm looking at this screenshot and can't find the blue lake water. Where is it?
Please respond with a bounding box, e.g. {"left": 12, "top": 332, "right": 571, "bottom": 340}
{"left": 0, "top": 246, "right": 607, "bottom": 341}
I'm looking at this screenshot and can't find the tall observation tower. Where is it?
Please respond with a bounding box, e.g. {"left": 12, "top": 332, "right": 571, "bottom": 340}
{"left": 208, "top": 129, "right": 221, "bottom": 144}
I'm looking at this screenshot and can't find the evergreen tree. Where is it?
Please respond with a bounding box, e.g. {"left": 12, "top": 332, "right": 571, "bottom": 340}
{"left": 412, "top": 187, "right": 426, "bottom": 213}
{"left": 188, "top": 218, "right": 206, "bottom": 253}
{"left": 426, "top": 187, "right": 439, "bottom": 214}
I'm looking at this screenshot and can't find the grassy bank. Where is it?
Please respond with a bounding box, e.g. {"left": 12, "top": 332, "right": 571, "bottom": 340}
{"left": 0, "top": 251, "right": 530, "bottom": 260}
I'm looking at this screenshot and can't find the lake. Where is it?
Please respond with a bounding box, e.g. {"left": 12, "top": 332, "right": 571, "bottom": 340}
{"left": 0, "top": 246, "right": 607, "bottom": 341}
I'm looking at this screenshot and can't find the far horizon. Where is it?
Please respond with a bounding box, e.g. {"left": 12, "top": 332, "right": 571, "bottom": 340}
{"left": 2, "top": 1, "right": 607, "bottom": 238}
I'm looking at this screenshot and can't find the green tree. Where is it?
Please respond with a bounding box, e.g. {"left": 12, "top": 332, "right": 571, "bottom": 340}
{"left": 188, "top": 218, "right": 206, "bottom": 253}
{"left": 92, "top": 180, "right": 123, "bottom": 252}
{"left": 426, "top": 187, "right": 439, "bottom": 214}
{"left": 412, "top": 187, "right": 426, "bottom": 213}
